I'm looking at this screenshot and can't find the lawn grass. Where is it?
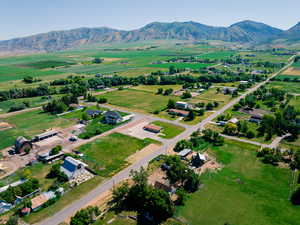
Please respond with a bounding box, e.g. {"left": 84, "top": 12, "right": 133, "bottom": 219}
{"left": 20, "top": 60, "right": 75, "bottom": 69}
{"left": 0, "top": 110, "right": 74, "bottom": 150}
{"left": 176, "top": 140, "right": 300, "bottom": 225}
{"left": 78, "top": 133, "right": 152, "bottom": 176}
{"left": 98, "top": 89, "right": 180, "bottom": 114}
{"left": 151, "top": 121, "right": 185, "bottom": 139}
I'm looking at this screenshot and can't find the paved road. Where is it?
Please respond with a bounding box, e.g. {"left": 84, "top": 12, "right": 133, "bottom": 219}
{"left": 38, "top": 57, "right": 296, "bottom": 225}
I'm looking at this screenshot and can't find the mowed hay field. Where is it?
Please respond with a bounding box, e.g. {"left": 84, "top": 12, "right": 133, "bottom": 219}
{"left": 0, "top": 110, "right": 74, "bottom": 150}
{"left": 98, "top": 89, "right": 180, "bottom": 113}
{"left": 177, "top": 140, "right": 300, "bottom": 225}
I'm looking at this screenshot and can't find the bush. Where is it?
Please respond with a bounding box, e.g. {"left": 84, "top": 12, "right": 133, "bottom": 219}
{"left": 50, "top": 145, "right": 62, "bottom": 155}
{"left": 246, "top": 130, "right": 255, "bottom": 139}
{"left": 98, "top": 98, "right": 107, "bottom": 104}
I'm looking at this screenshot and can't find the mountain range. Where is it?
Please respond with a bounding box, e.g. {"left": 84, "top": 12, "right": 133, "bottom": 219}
{"left": 0, "top": 20, "right": 299, "bottom": 53}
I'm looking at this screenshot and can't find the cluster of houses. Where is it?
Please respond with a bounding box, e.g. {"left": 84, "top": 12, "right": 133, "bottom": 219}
{"left": 168, "top": 101, "right": 191, "bottom": 118}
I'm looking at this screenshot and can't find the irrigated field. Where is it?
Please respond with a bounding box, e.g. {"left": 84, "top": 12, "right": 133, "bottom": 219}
{"left": 266, "top": 81, "right": 300, "bottom": 94}
{"left": 98, "top": 89, "right": 180, "bottom": 113}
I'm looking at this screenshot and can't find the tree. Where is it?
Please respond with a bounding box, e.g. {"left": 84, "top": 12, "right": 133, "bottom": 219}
{"left": 167, "top": 99, "right": 176, "bottom": 109}
{"left": 97, "top": 98, "right": 107, "bottom": 104}
{"left": 291, "top": 188, "right": 300, "bottom": 205}
{"left": 181, "top": 91, "right": 192, "bottom": 99}
{"left": 224, "top": 123, "right": 238, "bottom": 135}
{"left": 70, "top": 206, "right": 100, "bottom": 225}
{"left": 186, "top": 110, "right": 195, "bottom": 121}
{"left": 206, "top": 102, "right": 214, "bottom": 110}
{"left": 23, "top": 76, "right": 34, "bottom": 83}
{"left": 174, "top": 140, "right": 191, "bottom": 152}
{"left": 183, "top": 172, "right": 201, "bottom": 193}
{"left": 175, "top": 188, "right": 187, "bottom": 205}
{"left": 246, "top": 130, "right": 255, "bottom": 139}
{"left": 169, "top": 65, "right": 176, "bottom": 75}
{"left": 157, "top": 88, "right": 163, "bottom": 95}
{"left": 6, "top": 216, "right": 19, "bottom": 225}
{"left": 93, "top": 58, "right": 103, "bottom": 64}
{"left": 50, "top": 145, "right": 62, "bottom": 155}
{"left": 164, "top": 88, "right": 173, "bottom": 96}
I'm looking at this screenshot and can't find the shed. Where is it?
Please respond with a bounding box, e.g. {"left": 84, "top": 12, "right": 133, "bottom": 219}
{"left": 143, "top": 124, "right": 162, "bottom": 133}
{"left": 15, "top": 137, "right": 32, "bottom": 154}
{"left": 178, "top": 149, "right": 192, "bottom": 158}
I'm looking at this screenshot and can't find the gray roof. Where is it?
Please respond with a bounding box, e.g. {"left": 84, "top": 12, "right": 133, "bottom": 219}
{"left": 60, "top": 157, "right": 88, "bottom": 179}
{"left": 178, "top": 149, "right": 192, "bottom": 157}
{"left": 105, "top": 111, "right": 122, "bottom": 119}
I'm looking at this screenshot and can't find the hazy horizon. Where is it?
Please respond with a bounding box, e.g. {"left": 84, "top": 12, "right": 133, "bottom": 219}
{"left": 1, "top": 0, "right": 300, "bottom": 40}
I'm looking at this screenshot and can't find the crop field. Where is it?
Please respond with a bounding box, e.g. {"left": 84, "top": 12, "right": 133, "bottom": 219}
{"left": 0, "top": 110, "right": 74, "bottom": 150}
{"left": 177, "top": 140, "right": 299, "bottom": 225}
{"left": 281, "top": 67, "right": 300, "bottom": 76}
{"left": 289, "top": 96, "right": 300, "bottom": 111}
{"left": 197, "top": 50, "right": 235, "bottom": 59}
{"left": 274, "top": 74, "right": 300, "bottom": 81}
{"left": 240, "top": 52, "right": 291, "bottom": 63}
{"left": 97, "top": 89, "right": 180, "bottom": 113}
{"left": 20, "top": 60, "right": 76, "bottom": 69}
{"left": 151, "top": 121, "right": 185, "bottom": 139}
{"left": 149, "top": 62, "right": 214, "bottom": 69}
{"left": 266, "top": 81, "right": 300, "bottom": 94}
{"left": 78, "top": 133, "right": 152, "bottom": 176}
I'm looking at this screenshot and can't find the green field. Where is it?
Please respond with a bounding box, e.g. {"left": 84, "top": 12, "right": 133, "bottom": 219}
{"left": 78, "top": 133, "right": 152, "bottom": 176}
{"left": 177, "top": 140, "right": 299, "bottom": 225}
{"left": 131, "top": 84, "right": 182, "bottom": 93}
{"left": 0, "top": 110, "right": 74, "bottom": 150}
{"left": 266, "top": 81, "right": 300, "bottom": 94}
{"left": 20, "top": 60, "right": 76, "bottom": 69}
{"left": 98, "top": 89, "right": 180, "bottom": 113}
{"left": 275, "top": 74, "right": 300, "bottom": 80}
{"left": 151, "top": 121, "right": 185, "bottom": 139}
{"left": 149, "top": 62, "right": 214, "bottom": 69}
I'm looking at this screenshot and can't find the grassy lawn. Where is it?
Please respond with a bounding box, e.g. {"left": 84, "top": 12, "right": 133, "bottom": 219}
{"left": 289, "top": 96, "right": 300, "bottom": 111}
{"left": 177, "top": 140, "right": 300, "bottom": 225}
{"left": 0, "top": 110, "right": 74, "bottom": 150}
{"left": 151, "top": 121, "right": 185, "bottom": 139}
{"left": 78, "top": 133, "right": 152, "bottom": 176}
{"left": 98, "top": 89, "right": 180, "bottom": 114}
{"left": 266, "top": 81, "right": 300, "bottom": 94}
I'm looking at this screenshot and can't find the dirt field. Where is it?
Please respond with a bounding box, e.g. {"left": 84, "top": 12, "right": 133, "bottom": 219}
{"left": 126, "top": 143, "right": 161, "bottom": 164}
{"left": 283, "top": 67, "right": 300, "bottom": 76}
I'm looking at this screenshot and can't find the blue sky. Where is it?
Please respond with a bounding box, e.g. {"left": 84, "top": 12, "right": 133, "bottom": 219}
{"left": 1, "top": 0, "right": 300, "bottom": 40}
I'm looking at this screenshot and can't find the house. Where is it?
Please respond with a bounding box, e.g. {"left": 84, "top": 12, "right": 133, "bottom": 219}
{"left": 168, "top": 109, "right": 189, "bottom": 117}
{"left": 229, "top": 118, "right": 239, "bottom": 124}
{"left": 60, "top": 157, "right": 88, "bottom": 180}
{"left": 178, "top": 149, "right": 192, "bottom": 159}
{"left": 21, "top": 207, "right": 31, "bottom": 216}
{"left": 0, "top": 200, "right": 12, "bottom": 214}
{"left": 249, "top": 114, "right": 263, "bottom": 123}
{"left": 251, "top": 70, "right": 264, "bottom": 75}
{"left": 192, "top": 153, "right": 207, "bottom": 167}
{"left": 240, "top": 81, "right": 248, "bottom": 84}
{"left": 143, "top": 124, "right": 162, "bottom": 133}
{"left": 176, "top": 101, "right": 189, "bottom": 109}
{"left": 32, "top": 130, "right": 58, "bottom": 142}
{"left": 31, "top": 191, "right": 56, "bottom": 211}
{"left": 104, "top": 111, "right": 123, "bottom": 124}
{"left": 95, "top": 73, "right": 103, "bottom": 77}
{"left": 86, "top": 110, "right": 102, "bottom": 118}
{"left": 38, "top": 152, "right": 64, "bottom": 164}
{"left": 15, "top": 137, "right": 32, "bottom": 154}
{"left": 223, "top": 87, "right": 237, "bottom": 94}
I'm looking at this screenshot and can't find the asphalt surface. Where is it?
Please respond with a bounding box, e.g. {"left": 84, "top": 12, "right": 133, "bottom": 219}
{"left": 38, "top": 57, "right": 295, "bottom": 225}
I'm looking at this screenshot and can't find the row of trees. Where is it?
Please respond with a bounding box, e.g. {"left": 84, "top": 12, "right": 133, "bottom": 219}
{"left": 0, "top": 179, "right": 40, "bottom": 204}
